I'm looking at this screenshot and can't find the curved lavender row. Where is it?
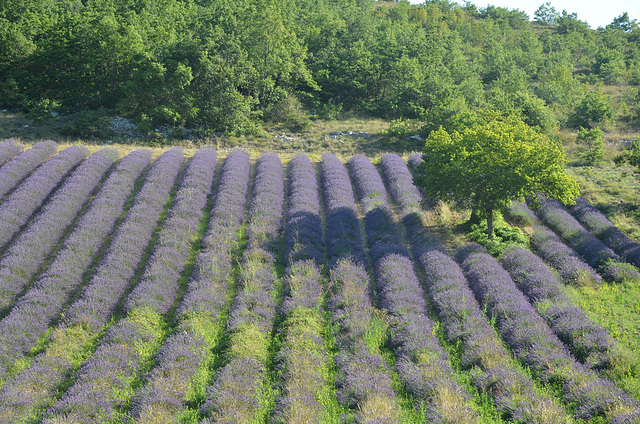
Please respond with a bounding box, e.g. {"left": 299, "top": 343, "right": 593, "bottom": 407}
{"left": 0, "top": 140, "right": 22, "bottom": 168}
{"left": 379, "top": 153, "right": 421, "bottom": 217}
{"left": 0, "top": 140, "right": 56, "bottom": 201}
{"left": 0, "top": 148, "right": 152, "bottom": 422}
{"left": 407, "top": 152, "right": 422, "bottom": 170}
{"left": 349, "top": 155, "right": 481, "bottom": 422}
{"left": 47, "top": 148, "right": 190, "bottom": 423}
{"left": 506, "top": 200, "right": 539, "bottom": 226}
{"left": 285, "top": 154, "right": 323, "bottom": 265}
{"left": 532, "top": 197, "right": 640, "bottom": 282}
{"left": 423, "top": 251, "right": 572, "bottom": 422}
{"left": 201, "top": 152, "right": 284, "bottom": 423}
{"left": 460, "top": 250, "right": 638, "bottom": 421}
{"left": 0, "top": 149, "right": 117, "bottom": 380}
{"left": 124, "top": 147, "right": 217, "bottom": 315}
{"left": 502, "top": 246, "right": 615, "bottom": 370}
{"left": 321, "top": 154, "right": 366, "bottom": 267}
{"left": 530, "top": 221, "right": 603, "bottom": 285}
{"left": 273, "top": 155, "right": 332, "bottom": 423}
{"left": 570, "top": 197, "right": 640, "bottom": 268}
{"left": 381, "top": 154, "right": 571, "bottom": 422}
{"left": 130, "top": 150, "right": 251, "bottom": 423}
{"left": 321, "top": 153, "right": 401, "bottom": 423}
{"left": 62, "top": 148, "right": 181, "bottom": 331}
{"left": 0, "top": 148, "right": 118, "bottom": 311}
{"left": 0, "top": 144, "right": 87, "bottom": 250}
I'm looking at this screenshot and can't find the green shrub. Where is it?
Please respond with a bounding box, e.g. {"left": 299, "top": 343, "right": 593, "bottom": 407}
{"left": 468, "top": 212, "right": 529, "bottom": 256}
{"left": 61, "top": 108, "right": 114, "bottom": 139}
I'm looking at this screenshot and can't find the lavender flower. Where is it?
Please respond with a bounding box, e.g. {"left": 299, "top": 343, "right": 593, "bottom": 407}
{"left": 0, "top": 148, "right": 118, "bottom": 310}
{"left": 0, "top": 145, "right": 88, "bottom": 249}
{"left": 461, "top": 250, "right": 638, "bottom": 421}
{"left": 0, "top": 139, "right": 22, "bottom": 168}
{"left": 273, "top": 154, "right": 331, "bottom": 424}
{"left": 532, "top": 196, "right": 640, "bottom": 282}
{"left": 502, "top": 245, "right": 615, "bottom": 369}
{"left": 530, "top": 225, "right": 602, "bottom": 286}
{"left": 321, "top": 153, "right": 365, "bottom": 266}
{"left": 0, "top": 140, "right": 56, "bottom": 200}
{"left": 570, "top": 197, "right": 640, "bottom": 269}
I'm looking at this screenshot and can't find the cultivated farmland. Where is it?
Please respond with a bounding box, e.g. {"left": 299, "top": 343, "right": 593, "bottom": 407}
{"left": 0, "top": 140, "right": 638, "bottom": 424}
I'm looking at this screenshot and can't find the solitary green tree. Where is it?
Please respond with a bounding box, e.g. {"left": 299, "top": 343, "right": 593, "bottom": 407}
{"left": 577, "top": 126, "right": 604, "bottom": 165}
{"left": 414, "top": 115, "right": 580, "bottom": 238}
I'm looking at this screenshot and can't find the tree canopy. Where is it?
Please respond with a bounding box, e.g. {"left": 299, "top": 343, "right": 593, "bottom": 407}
{"left": 413, "top": 115, "right": 580, "bottom": 238}
{"left": 0, "top": 0, "right": 639, "bottom": 137}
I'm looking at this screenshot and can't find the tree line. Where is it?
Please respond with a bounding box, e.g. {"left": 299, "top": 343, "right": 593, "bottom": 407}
{"left": 0, "top": 0, "right": 639, "bottom": 137}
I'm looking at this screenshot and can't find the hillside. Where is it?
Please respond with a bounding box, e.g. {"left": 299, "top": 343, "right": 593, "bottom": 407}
{"left": 0, "top": 0, "right": 639, "bottom": 144}
{"left": 0, "top": 141, "right": 638, "bottom": 423}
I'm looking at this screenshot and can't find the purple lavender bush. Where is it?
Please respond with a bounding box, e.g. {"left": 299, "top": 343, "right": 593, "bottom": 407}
{"left": 273, "top": 154, "right": 333, "bottom": 424}
{"left": 460, "top": 249, "right": 639, "bottom": 421}
{"left": 505, "top": 200, "right": 539, "bottom": 226}
{"left": 502, "top": 245, "right": 615, "bottom": 369}
{"left": 0, "top": 139, "right": 22, "bottom": 168}
{"left": 570, "top": 197, "right": 640, "bottom": 269}
{"left": 321, "top": 153, "right": 365, "bottom": 265}
{"left": 0, "top": 149, "right": 152, "bottom": 423}
{"left": 0, "top": 144, "right": 88, "bottom": 250}
{"left": 530, "top": 225, "right": 602, "bottom": 286}
{"left": 532, "top": 196, "right": 640, "bottom": 282}
{"left": 421, "top": 250, "right": 571, "bottom": 423}
{"left": 0, "top": 148, "right": 118, "bottom": 311}
{"left": 0, "top": 140, "right": 56, "bottom": 200}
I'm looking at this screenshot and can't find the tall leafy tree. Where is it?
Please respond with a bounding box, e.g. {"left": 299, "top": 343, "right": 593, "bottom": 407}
{"left": 414, "top": 114, "right": 579, "bottom": 238}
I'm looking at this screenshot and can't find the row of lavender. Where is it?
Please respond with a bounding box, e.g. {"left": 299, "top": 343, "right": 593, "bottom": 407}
{"left": 347, "top": 154, "right": 481, "bottom": 422}
{"left": 0, "top": 141, "right": 57, "bottom": 204}
{"left": 130, "top": 149, "right": 251, "bottom": 423}
{"left": 320, "top": 153, "right": 406, "bottom": 422}
{"left": 529, "top": 197, "right": 640, "bottom": 283}
{"left": 272, "top": 154, "right": 333, "bottom": 423}
{"left": 0, "top": 139, "right": 23, "bottom": 169}
{"left": 406, "top": 153, "right": 638, "bottom": 420}
{"left": 200, "top": 152, "right": 285, "bottom": 423}
{"left": 383, "top": 154, "right": 572, "bottom": 422}
{"left": 45, "top": 147, "right": 215, "bottom": 423}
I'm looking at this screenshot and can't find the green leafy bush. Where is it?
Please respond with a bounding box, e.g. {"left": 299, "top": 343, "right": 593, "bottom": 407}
{"left": 61, "top": 108, "right": 114, "bottom": 139}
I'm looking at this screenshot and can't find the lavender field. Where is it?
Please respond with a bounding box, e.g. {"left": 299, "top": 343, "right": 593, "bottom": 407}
{"left": 0, "top": 140, "right": 639, "bottom": 424}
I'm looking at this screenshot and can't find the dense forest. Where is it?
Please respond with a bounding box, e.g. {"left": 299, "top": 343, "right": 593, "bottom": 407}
{"left": 0, "top": 0, "right": 639, "bottom": 138}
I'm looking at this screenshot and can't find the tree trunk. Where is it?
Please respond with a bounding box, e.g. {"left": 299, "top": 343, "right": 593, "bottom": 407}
{"left": 469, "top": 209, "right": 481, "bottom": 225}
{"left": 486, "top": 207, "right": 494, "bottom": 239}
